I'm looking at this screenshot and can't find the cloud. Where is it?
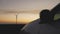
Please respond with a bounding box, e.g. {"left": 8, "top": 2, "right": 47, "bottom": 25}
{"left": 0, "top": 9, "right": 40, "bottom": 14}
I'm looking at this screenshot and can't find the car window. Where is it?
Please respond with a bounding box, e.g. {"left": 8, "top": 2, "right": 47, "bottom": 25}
{"left": 54, "top": 14, "right": 60, "bottom": 20}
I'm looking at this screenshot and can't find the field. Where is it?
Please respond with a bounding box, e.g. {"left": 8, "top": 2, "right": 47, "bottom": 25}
{"left": 0, "top": 24, "right": 25, "bottom": 34}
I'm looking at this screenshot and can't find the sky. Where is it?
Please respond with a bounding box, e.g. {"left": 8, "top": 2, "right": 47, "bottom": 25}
{"left": 0, "top": 0, "right": 60, "bottom": 24}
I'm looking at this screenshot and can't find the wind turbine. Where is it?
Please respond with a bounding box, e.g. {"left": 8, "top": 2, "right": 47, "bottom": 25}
{"left": 15, "top": 12, "right": 20, "bottom": 24}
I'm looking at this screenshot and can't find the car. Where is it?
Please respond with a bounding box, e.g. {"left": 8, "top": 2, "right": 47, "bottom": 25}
{"left": 20, "top": 3, "right": 60, "bottom": 34}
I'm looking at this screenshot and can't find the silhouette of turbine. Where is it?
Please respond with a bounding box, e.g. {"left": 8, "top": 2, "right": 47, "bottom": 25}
{"left": 15, "top": 13, "right": 19, "bottom": 24}
{"left": 16, "top": 14, "right": 17, "bottom": 24}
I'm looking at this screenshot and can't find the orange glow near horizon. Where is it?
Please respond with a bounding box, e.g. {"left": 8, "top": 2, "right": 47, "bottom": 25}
{"left": 0, "top": 13, "right": 39, "bottom": 24}
{"left": 0, "top": 18, "right": 38, "bottom": 24}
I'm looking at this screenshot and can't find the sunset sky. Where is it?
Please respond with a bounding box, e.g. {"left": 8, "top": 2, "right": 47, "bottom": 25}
{"left": 0, "top": 0, "right": 60, "bottom": 24}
